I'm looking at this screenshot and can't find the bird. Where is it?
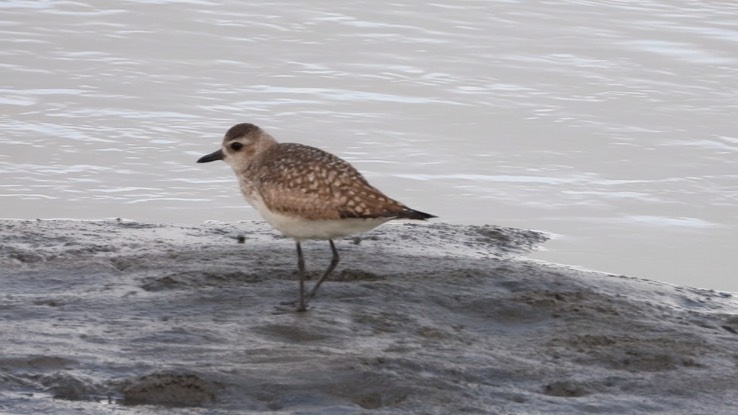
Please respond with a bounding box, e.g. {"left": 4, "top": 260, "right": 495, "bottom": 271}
{"left": 197, "top": 123, "right": 435, "bottom": 311}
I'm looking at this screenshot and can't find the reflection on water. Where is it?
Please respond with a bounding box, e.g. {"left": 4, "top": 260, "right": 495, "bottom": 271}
{"left": 1, "top": 0, "right": 737, "bottom": 291}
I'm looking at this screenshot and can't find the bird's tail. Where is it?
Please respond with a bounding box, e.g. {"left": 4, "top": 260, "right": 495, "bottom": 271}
{"left": 399, "top": 208, "right": 437, "bottom": 220}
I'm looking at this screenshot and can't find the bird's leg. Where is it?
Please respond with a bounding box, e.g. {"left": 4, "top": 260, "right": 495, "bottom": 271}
{"left": 280, "top": 242, "right": 309, "bottom": 311}
{"left": 309, "top": 239, "right": 340, "bottom": 300}
{"left": 295, "top": 241, "right": 307, "bottom": 312}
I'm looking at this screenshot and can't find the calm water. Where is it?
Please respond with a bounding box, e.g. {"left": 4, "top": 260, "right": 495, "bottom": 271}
{"left": 1, "top": 0, "right": 737, "bottom": 291}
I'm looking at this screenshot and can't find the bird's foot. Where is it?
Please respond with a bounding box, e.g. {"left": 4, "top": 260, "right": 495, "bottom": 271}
{"left": 278, "top": 298, "right": 309, "bottom": 312}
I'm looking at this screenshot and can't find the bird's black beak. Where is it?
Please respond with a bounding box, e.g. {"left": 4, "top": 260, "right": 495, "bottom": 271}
{"left": 197, "top": 149, "right": 224, "bottom": 163}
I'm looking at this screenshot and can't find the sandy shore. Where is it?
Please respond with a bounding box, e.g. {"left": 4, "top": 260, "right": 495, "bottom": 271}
{"left": 0, "top": 219, "right": 736, "bottom": 414}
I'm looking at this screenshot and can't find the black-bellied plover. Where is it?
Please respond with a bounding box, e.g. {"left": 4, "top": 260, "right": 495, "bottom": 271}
{"left": 197, "top": 123, "right": 435, "bottom": 311}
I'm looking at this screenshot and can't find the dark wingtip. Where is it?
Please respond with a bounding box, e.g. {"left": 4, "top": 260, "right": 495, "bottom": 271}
{"left": 402, "top": 209, "right": 437, "bottom": 220}
{"left": 339, "top": 207, "right": 436, "bottom": 221}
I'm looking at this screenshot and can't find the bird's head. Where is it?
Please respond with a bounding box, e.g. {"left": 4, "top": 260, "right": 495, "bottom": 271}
{"left": 197, "top": 123, "right": 276, "bottom": 170}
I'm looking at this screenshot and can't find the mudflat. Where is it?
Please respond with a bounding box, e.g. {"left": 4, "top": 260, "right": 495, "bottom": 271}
{"left": 0, "top": 219, "right": 736, "bottom": 414}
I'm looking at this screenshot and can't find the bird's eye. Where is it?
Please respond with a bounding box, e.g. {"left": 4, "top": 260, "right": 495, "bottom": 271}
{"left": 230, "top": 142, "right": 244, "bottom": 151}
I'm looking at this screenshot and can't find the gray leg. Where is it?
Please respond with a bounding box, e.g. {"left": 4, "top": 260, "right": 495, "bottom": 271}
{"left": 308, "top": 239, "right": 340, "bottom": 300}
{"left": 296, "top": 241, "right": 307, "bottom": 312}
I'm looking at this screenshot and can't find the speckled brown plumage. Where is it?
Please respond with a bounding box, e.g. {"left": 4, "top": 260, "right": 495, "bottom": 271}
{"left": 207, "top": 123, "right": 431, "bottom": 222}
{"left": 246, "top": 142, "right": 418, "bottom": 220}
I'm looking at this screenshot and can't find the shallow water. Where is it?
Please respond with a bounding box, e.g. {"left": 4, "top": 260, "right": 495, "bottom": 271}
{"left": 1, "top": 0, "right": 737, "bottom": 291}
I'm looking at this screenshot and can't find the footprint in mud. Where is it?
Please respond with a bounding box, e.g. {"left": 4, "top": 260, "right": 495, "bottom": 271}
{"left": 542, "top": 380, "right": 590, "bottom": 397}
{"left": 122, "top": 373, "right": 220, "bottom": 406}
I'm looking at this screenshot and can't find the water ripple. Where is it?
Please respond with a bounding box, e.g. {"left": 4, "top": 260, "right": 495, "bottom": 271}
{"left": 1, "top": 0, "right": 737, "bottom": 290}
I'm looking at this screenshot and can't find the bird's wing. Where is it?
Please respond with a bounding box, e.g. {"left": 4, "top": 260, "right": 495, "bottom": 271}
{"left": 255, "top": 143, "right": 410, "bottom": 220}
